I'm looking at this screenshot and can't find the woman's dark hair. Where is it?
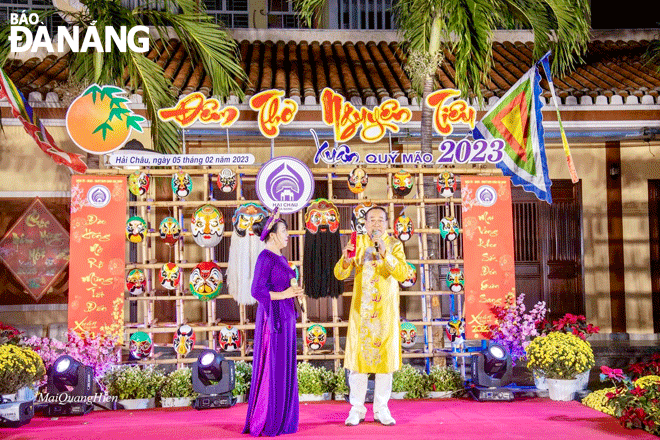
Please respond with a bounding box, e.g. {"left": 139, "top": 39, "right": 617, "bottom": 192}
{"left": 252, "top": 217, "right": 288, "bottom": 242}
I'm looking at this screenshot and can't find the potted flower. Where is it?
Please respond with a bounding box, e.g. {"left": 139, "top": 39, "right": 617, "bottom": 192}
{"left": 332, "top": 368, "right": 349, "bottom": 401}
{"left": 160, "top": 367, "right": 196, "bottom": 407}
{"left": 102, "top": 365, "right": 166, "bottom": 409}
{"left": 233, "top": 361, "right": 252, "bottom": 403}
{"left": 526, "top": 332, "right": 594, "bottom": 401}
{"left": 392, "top": 364, "right": 427, "bottom": 399}
{"left": 426, "top": 365, "right": 463, "bottom": 398}
{"left": 297, "top": 362, "right": 332, "bottom": 401}
{"left": 0, "top": 344, "right": 45, "bottom": 401}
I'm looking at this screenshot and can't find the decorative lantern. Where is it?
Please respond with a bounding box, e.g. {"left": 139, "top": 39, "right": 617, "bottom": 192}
{"left": 305, "top": 324, "right": 327, "bottom": 350}
{"left": 217, "top": 168, "right": 237, "bottom": 193}
{"left": 218, "top": 325, "right": 242, "bottom": 351}
{"left": 400, "top": 262, "right": 417, "bottom": 288}
{"left": 128, "top": 171, "right": 150, "bottom": 197}
{"left": 159, "top": 216, "right": 181, "bottom": 245}
{"left": 232, "top": 202, "right": 268, "bottom": 237}
{"left": 304, "top": 199, "right": 340, "bottom": 234}
{"left": 437, "top": 171, "right": 457, "bottom": 198}
{"left": 392, "top": 169, "right": 413, "bottom": 197}
{"left": 351, "top": 202, "right": 376, "bottom": 236}
{"left": 126, "top": 268, "right": 147, "bottom": 296}
{"left": 400, "top": 322, "right": 417, "bottom": 348}
{"left": 347, "top": 166, "right": 368, "bottom": 194}
{"left": 171, "top": 171, "right": 192, "bottom": 198}
{"left": 126, "top": 216, "right": 147, "bottom": 243}
{"left": 129, "top": 331, "right": 152, "bottom": 359}
{"left": 173, "top": 324, "right": 195, "bottom": 357}
{"left": 191, "top": 204, "right": 224, "bottom": 247}
{"left": 189, "top": 262, "right": 223, "bottom": 300}
{"left": 439, "top": 216, "right": 460, "bottom": 241}
{"left": 159, "top": 263, "right": 181, "bottom": 290}
{"left": 394, "top": 214, "right": 414, "bottom": 242}
{"left": 446, "top": 267, "right": 465, "bottom": 293}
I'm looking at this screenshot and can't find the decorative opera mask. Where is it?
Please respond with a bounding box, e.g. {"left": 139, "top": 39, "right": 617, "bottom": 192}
{"left": 129, "top": 331, "right": 152, "bottom": 359}
{"left": 347, "top": 166, "right": 368, "bottom": 194}
{"left": 437, "top": 171, "right": 457, "bottom": 198}
{"left": 305, "top": 324, "right": 327, "bottom": 350}
{"left": 190, "top": 261, "right": 223, "bottom": 300}
{"left": 400, "top": 322, "right": 417, "bottom": 348}
{"left": 217, "top": 168, "right": 237, "bottom": 193}
{"left": 159, "top": 216, "right": 181, "bottom": 245}
{"left": 218, "top": 325, "right": 242, "bottom": 351}
{"left": 351, "top": 202, "right": 376, "bottom": 236}
{"left": 171, "top": 171, "right": 192, "bottom": 198}
{"left": 232, "top": 202, "right": 268, "bottom": 238}
{"left": 446, "top": 267, "right": 465, "bottom": 293}
{"left": 394, "top": 214, "right": 414, "bottom": 242}
{"left": 392, "top": 170, "right": 413, "bottom": 197}
{"left": 445, "top": 316, "right": 465, "bottom": 344}
{"left": 288, "top": 262, "right": 300, "bottom": 284}
{"left": 126, "top": 268, "right": 147, "bottom": 295}
{"left": 126, "top": 216, "right": 147, "bottom": 243}
{"left": 128, "top": 171, "right": 150, "bottom": 196}
{"left": 173, "top": 324, "right": 195, "bottom": 357}
{"left": 440, "top": 216, "right": 460, "bottom": 241}
{"left": 304, "top": 198, "right": 340, "bottom": 234}
{"left": 191, "top": 205, "right": 224, "bottom": 247}
{"left": 159, "top": 262, "right": 181, "bottom": 290}
{"left": 400, "top": 262, "right": 417, "bottom": 288}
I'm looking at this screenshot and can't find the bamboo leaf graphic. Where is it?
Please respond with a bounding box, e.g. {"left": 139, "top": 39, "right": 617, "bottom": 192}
{"left": 109, "top": 96, "right": 130, "bottom": 108}
{"left": 99, "top": 86, "right": 124, "bottom": 102}
{"left": 126, "top": 115, "right": 146, "bottom": 132}
{"left": 83, "top": 84, "right": 103, "bottom": 103}
{"left": 108, "top": 107, "right": 131, "bottom": 122}
{"left": 92, "top": 122, "right": 114, "bottom": 140}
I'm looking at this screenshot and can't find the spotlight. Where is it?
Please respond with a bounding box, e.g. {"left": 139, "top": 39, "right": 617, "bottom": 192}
{"left": 0, "top": 397, "right": 33, "bottom": 427}
{"left": 44, "top": 355, "right": 94, "bottom": 416}
{"left": 192, "top": 349, "right": 236, "bottom": 409}
{"left": 469, "top": 342, "right": 514, "bottom": 401}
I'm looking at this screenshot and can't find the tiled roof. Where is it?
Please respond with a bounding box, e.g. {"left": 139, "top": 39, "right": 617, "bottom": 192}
{"left": 3, "top": 35, "right": 660, "bottom": 107}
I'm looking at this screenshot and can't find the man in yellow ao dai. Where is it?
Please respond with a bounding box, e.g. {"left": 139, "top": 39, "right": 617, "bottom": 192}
{"left": 334, "top": 206, "right": 408, "bottom": 427}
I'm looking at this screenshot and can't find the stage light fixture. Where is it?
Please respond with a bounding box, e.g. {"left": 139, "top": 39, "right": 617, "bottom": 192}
{"left": 0, "top": 397, "right": 33, "bottom": 427}
{"left": 192, "top": 349, "right": 236, "bottom": 409}
{"left": 469, "top": 342, "right": 515, "bottom": 401}
{"left": 44, "top": 355, "right": 94, "bottom": 416}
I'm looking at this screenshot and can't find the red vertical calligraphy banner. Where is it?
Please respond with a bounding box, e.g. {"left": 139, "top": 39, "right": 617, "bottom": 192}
{"left": 68, "top": 176, "right": 126, "bottom": 342}
{"left": 461, "top": 176, "right": 515, "bottom": 339}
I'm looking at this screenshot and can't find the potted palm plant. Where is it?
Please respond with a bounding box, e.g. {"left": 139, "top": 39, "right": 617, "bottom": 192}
{"left": 102, "top": 365, "right": 166, "bottom": 409}
{"left": 233, "top": 361, "right": 252, "bottom": 403}
{"left": 426, "top": 365, "right": 463, "bottom": 398}
{"left": 160, "top": 367, "right": 196, "bottom": 407}
{"left": 297, "top": 362, "right": 332, "bottom": 401}
{"left": 392, "top": 364, "right": 427, "bottom": 399}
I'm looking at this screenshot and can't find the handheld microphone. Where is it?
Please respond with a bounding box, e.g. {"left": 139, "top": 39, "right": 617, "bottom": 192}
{"left": 372, "top": 231, "right": 380, "bottom": 253}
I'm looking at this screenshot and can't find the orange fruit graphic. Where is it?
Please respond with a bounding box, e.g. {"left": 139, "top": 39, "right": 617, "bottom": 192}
{"left": 66, "top": 84, "right": 145, "bottom": 155}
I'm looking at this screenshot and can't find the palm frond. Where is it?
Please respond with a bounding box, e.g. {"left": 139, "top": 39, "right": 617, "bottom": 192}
{"left": 293, "top": 0, "right": 328, "bottom": 28}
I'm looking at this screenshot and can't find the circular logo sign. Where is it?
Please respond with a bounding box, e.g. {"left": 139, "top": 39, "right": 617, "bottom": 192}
{"left": 256, "top": 157, "right": 314, "bottom": 214}
{"left": 476, "top": 185, "right": 497, "bottom": 207}
{"left": 87, "top": 185, "right": 111, "bottom": 208}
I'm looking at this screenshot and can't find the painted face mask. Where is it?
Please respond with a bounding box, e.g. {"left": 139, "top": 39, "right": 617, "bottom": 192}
{"left": 440, "top": 216, "right": 460, "bottom": 241}
{"left": 305, "top": 324, "right": 327, "bottom": 350}
{"left": 446, "top": 267, "right": 465, "bottom": 293}
{"left": 173, "top": 324, "right": 195, "bottom": 357}
{"left": 394, "top": 214, "right": 414, "bottom": 242}
{"left": 400, "top": 322, "right": 417, "bottom": 348}
{"left": 129, "top": 331, "right": 152, "bottom": 359}
{"left": 232, "top": 202, "right": 268, "bottom": 238}
{"left": 288, "top": 262, "right": 300, "bottom": 284}
{"left": 128, "top": 171, "right": 150, "bottom": 197}
{"left": 218, "top": 325, "right": 242, "bottom": 351}
{"left": 126, "top": 216, "right": 147, "bottom": 243}
{"left": 171, "top": 171, "right": 192, "bottom": 198}
{"left": 445, "top": 316, "right": 465, "bottom": 344}
{"left": 217, "top": 168, "right": 237, "bottom": 193}
{"left": 126, "top": 268, "right": 147, "bottom": 295}
{"left": 159, "top": 263, "right": 181, "bottom": 290}
{"left": 437, "top": 171, "right": 457, "bottom": 198}
{"left": 191, "top": 205, "right": 224, "bottom": 247}
{"left": 392, "top": 169, "right": 413, "bottom": 197}
{"left": 400, "top": 262, "right": 417, "bottom": 288}
{"left": 159, "top": 217, "right": 181, "bottom": 245}
{"left": 304, "top": 198, "right": 340, "bottom": 234}
{"left": 351, "top": 202, "right": 375, "bottom": 236}
{"left": 347, "top": 167, "right": 368, "bottom": 194}
{"left": 189, "top": 261, "right": 223, "bottom": 300}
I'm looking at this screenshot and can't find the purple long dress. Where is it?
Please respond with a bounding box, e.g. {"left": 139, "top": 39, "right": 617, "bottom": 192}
{"left": 243, "top": 249, "right": 299, "bottom": 437}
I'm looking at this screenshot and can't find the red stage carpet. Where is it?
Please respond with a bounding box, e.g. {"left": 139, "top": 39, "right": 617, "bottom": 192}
{"left": 1, "top": 398, "right": 656, "bottom": 440}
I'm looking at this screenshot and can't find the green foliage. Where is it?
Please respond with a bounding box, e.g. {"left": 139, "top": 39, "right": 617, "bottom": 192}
{"left": 233, "top": 361, "right": 252, "bottom": 397}
{"left": 297, "top": 362, "right": 333, "bottom": 395}
{"left": 392, "top": 363, "right": 427, "bottom": 399}
{"left": 102, "top": 365, "right": 166, "bottom": 399}
{"left": 332, "top": 368, "right": 349, "bottom": 395}
{"left": 160, "top": 367, "right": 196, "bottom": 398}
{"left": 426, "top": 365, "right": 464, "bottom": 392}
{"left": 0, "top": 344, "right": 45, "bottom": 394}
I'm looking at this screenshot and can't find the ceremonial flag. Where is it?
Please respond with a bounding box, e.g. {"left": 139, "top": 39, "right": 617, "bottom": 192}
{"left": 472, "top": 61, "right": 552, "bottom": 203}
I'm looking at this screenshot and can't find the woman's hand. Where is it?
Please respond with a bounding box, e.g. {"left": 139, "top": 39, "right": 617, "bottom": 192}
{"left": 270, "top": 286, "right": 304, "bottom": 300}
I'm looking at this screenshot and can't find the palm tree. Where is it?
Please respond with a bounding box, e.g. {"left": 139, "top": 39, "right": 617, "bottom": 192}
{"left": 296, "top": 0, "right": 590, "bottom": 351}
{"left": 0, "top": 0, "right": 245, "bottom": 155}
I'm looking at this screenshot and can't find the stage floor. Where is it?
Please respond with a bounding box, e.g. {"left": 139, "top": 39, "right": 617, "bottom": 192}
{"left": 1, "top": 398, "right": 656, "bottom": 440}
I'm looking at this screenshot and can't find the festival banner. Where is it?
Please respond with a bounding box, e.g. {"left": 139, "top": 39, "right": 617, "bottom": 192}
{"left": 461, "top": 176, "right": 515, "bottom": 339}
{"left": 68, "top": 176, "right": 126, "bottom": 342}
